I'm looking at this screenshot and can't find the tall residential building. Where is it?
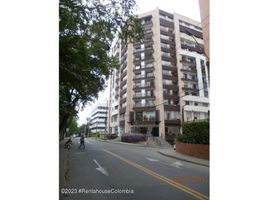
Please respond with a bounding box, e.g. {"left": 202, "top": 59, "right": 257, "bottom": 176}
{"left": 89, "top": 102, "right": 108, "bottom": 133}
{"left": 108, "top": 8, "right": 209, "bottom": 140}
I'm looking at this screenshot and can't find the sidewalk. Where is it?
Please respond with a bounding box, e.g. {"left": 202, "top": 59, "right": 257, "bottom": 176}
{"left": 158, "top": 149, "right": 209, "bottom": 167}
{"left": 93, "top": 138, "right": 173, "bottom": 149}
{"left": 93, "top": 138, "right": 146, "bottom": 147}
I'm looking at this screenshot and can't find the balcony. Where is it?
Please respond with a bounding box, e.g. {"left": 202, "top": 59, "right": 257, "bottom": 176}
{"left": 133, "top": 47, "right": 154, "bottom": 55}
{"left": 120, "top": 70, "right": 127, "bottom": 80}
{"left": 160, "top": 18, "right": 174, "bottom": 27}
{"left": 162, "top": 75, "right": 178, "bottom": 81}
{"left": 180, "top": 59, "right": 196, "bottom": 66}
{"left": 120, "top": 62, "right": 127, "bottom": 72}
{"left": 133, "top": 73, "right": 154, "bottom": 81}
{"left": 119, "top": 97, "right": 127, "bottom": 105}
{"left": 129, "top": 110, "right": 160, "bottom": 125}
{"left": 180, "top": 67, "right": 196, "bottom": 73}
{"left": 133, "top": 93, "right": 155, "bottom": 100}
{"left": 144, "top": 31, "right": 153, "bottom": 39}
{"left": 133, "top": 102, "right": 155, "bottom": 111}
{"left": 181, "top": 44, "right": 204, "bottom": 54}
{"left": 164, "top": 104, "right": 180, "bottom": 111}
{"left": 182, "top": 86, "right": 199, "bottom": 91}
{"left": 165, "top": 119, "right": 181, "bottom": 126}
{"left": 133, "top": 82, "right": 154, "bottom": 90}
{"left": 120, "top": 88, "right": 127, "bottom": 96}
{"left": 163, "top": 84, "right": 178, "bottom": 90}
{"left": 179, "top": 25, "right": 203, "bottom": 39}
{"left": 119, "top": 107, "right": 126, "bottom": 114}
{"left": 133, "top": 64, "right": 154, "bottom": 72}
{"left": 133, "top": 56, "right": 154, "bottom": 65}
{"left": 163, "top": 94, "right": 179, "bottom": 100}
{"left": 162, "top": 65, "right": 177, "bottom": 72}
{"left": 181, "top": 77, "right": 198, "bottom": 82}
{"left": 119, "top": 79, "right": 127, "bottom": 89}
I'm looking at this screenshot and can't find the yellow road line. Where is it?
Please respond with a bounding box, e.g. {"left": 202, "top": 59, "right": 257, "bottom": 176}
{"left": 103, "top": 149, "right": 209, "bottom": 200}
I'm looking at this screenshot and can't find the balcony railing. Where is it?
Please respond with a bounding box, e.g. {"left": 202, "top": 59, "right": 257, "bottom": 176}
{"left": 134, "top": 73, "right": 154, "bottom": 79}
{"left": 134, "top": 82, "right": 154, "bottom": 88}
{"left": 133, "top": 93, "right": 154, "bottom": 98}
{"left": 182, "top": 86, "right": 199, "bottom": 91}
{"left": 134, "top": 102, "right": 155, "bottom": 107}
{"left": 181, "top": 77, "right": 197, "bottom": 82}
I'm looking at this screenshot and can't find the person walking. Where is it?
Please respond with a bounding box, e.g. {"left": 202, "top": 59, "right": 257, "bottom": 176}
{"left": 78, "top": 135, "right": 85, "bottom": 149}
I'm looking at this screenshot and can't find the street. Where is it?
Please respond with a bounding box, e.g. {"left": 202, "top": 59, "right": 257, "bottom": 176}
{"left": 60, "top": 138, "right": 209, "bottom": 200}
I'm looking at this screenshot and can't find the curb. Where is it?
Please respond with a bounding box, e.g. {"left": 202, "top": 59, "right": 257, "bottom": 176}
{"left": 93, "top": 138, "right": 146, "bottom": 147}
{"left": 93, "top": 138, "right": 174, "bottom": 149}
{"left": 158, "top": 151, "right": 209, "bottom": 167}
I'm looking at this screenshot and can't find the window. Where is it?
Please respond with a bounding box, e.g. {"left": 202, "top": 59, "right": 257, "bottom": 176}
{"left": 163, "top": 79, "right": 172, "bottom": 85}
{"left": 162, "top": 60, "right": 171, "bottom": 66}
{"left": 120, "top": 113, "right": 125, "bottom": 120}
{"left": 161, "top": 43, "right": 170, "bottom": 49}
{"left": 146, "top": 63, "right": 153, "bottom": 68}
{"left": 162, "top": 70, "right": 171, "bottom": 76}
{"left": 160, "top": 34, "right": 169, "bottom": 40}
{"left": 141, "top": 52, "right": 145, "bottom": 60}
{"left": 160, "top": 26, "right": 169, "bottom": 32}
{"left": 164, "top": 111, "right": 180, "bottom": 120}
{"left": 161, "top": 52, "right": 170, "bottom": 57}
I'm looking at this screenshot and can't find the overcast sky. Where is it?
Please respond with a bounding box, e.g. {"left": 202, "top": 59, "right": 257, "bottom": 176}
{"left": 77, "top": 0, "right": 201, "bottom": 125}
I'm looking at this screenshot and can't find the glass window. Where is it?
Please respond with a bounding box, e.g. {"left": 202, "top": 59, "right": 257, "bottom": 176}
{"left": 163, "top": 79, "right": 172, "bottom": 85}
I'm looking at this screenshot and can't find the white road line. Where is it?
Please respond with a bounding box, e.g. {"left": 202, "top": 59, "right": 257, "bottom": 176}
{"left": 146, "top": 157, "right": 159, "bottom": 162}
{"left": 147, "top": 157, "right": 183, "bottom": 169}
{"left": 171, "top": 161, "right": 184, "bottom": 168}
{"left": 76, "top": 152, "right": 86, "bottom": 155}
{"left": 93, "top": 159, "right": 109, "bottom": 176}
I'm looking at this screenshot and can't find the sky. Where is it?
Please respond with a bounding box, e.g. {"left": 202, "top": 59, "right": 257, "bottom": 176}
{"left": 77, "top": 0, "right": 201, "bottom": 125}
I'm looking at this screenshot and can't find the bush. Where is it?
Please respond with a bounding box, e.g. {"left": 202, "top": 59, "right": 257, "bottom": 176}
{"left": 177, "top": 120, "right": 209, "bottom": 144}
{"left": 121, "top": 133, "right": 146, "bottom": 143}
{"left": 106, "top": 134, "right": 118, "bottom": 140}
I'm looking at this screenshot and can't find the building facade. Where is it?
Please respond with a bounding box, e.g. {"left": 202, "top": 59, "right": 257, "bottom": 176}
{"left": 89, "top": 102, "right": 108, "bottom": 133}
{"left": 108, "top": 8, "right": 209, "bottom": 140}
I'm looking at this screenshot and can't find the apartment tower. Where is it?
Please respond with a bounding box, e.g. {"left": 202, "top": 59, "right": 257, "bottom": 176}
{"left": 108, "top": 8, "right": 209, "bottom": 141}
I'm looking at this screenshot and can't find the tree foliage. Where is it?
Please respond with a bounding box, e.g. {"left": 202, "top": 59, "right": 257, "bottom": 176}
{"left": 59, "top": 0, "right": 143, "bottom": 139}
{"left": 68, "top": 117, "right": 79, "bottom": 136}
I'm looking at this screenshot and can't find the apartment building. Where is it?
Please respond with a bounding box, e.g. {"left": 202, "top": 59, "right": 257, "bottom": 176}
{"left": 108, "top": 8, "right": 209, "bottom": 140}
{"left": 89, "top": 102, "right": 108, "bottom": 133}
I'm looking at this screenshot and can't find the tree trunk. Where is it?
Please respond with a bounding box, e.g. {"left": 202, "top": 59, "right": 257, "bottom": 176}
{"left": 59, "top": 114, "right": 73, "bottom": 141}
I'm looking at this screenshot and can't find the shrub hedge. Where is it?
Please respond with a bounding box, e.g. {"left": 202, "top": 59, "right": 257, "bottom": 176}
{"left": 121, "top": 133, "right": 146, "bottom": 143}
{"left": 177, "top": 120, "right": 209, "bottom": 144}
{"left": 106, "top": 134, "right": 118, "bottom": 140}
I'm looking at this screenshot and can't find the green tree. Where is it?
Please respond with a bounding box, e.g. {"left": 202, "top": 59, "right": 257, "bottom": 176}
{"left": 78, "top": 124, "right": 87, "bottom": 136}
{"left": 59, "top": 0, "right": 143, "bottom": 140}
{"left": 68, "top": 117, "right": 79, "bottom": 136}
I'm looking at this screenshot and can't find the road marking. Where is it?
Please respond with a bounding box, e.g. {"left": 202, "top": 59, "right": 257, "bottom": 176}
{"left": 147, "top": 157, "right": 183, "bottom": 169}
{"left": 146, "top": 157, "right": 159, "bottom": 162}
{"left": 102, "top": 149, "right": 208, "bottom": 200}
{"left": 75, "top": 152, "right": 86, "bottom": 155}
{"left": 171, "top": 161, "right": 184, "bottom": 168}
{"left": 93, "top": 159, "right": 109, "bottom": 176}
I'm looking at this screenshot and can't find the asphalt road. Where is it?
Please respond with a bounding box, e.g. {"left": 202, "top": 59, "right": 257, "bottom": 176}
{"left": 60, "top": 138, "right": 209, "bottom": 200}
